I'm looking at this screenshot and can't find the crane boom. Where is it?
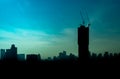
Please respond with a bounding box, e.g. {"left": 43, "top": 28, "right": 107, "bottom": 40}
{"left": 80, "top": 10, "right": 85, "bottom": 25}
{"left": 85, "top": 8, "right": 91, "bottom": 26}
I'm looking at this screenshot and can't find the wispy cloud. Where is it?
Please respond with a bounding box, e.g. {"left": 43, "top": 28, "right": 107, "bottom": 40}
{"left": 0, "top": 27, "right": 78, "bottom": 58}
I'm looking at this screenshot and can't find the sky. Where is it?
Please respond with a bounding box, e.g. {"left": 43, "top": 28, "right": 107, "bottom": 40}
{"left": 0, "top": 0, "right": 120, "bottom": 59}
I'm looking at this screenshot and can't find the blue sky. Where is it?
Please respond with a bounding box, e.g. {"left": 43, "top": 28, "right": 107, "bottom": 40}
{"left": 0, "top": 0, "right": 120, "bottom": 59}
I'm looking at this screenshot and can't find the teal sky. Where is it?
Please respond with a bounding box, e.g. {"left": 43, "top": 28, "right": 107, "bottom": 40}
{"left": 0, "top": 0, "right": 120, "bottom": 59}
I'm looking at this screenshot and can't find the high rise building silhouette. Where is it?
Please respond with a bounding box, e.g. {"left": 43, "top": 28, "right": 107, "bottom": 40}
{"left": 0, "top": 49, "right": 5, "bottom": 60}
{"left": 4, "top": 44, "right": 17, "bottom": 60}
{"left": 78, "top": 24, "right": 90, "bottom": 62}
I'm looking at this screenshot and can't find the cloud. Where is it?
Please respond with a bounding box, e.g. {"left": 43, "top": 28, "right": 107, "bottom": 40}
{"left": 0, "top": 27, "right": 78, "bottom": 58}
{"left": 0, "top": 28, "right": 51, "bottom": 45}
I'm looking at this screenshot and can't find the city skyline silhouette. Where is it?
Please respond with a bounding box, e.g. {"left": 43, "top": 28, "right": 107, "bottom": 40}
{"left": 0, "top": 0, "right": 120, "bottom": 63}
{"left": 0, "top": 0, "right": 120, "bottom": 59}
{"left": 0, "top": 22, "right": 120, "bottom": 64}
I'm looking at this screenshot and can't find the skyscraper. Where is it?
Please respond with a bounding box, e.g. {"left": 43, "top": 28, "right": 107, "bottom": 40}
{"left": 78, "top": 24, "right": 90, "bottom": 62}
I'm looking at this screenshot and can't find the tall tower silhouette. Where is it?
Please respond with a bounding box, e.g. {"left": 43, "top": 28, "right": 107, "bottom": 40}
{"left": 78, "top": 24, "right": 90, "bottom": 62}
{"left": 5, "top": 44, "right": 17, "bottom": 60}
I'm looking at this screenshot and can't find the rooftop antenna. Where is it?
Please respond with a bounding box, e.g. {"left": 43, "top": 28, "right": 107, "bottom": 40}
{"left": 80, "top": 10, "right": 85, "bottom": 25}
{"left": 85, "top": 8, "right": 91, "bottom": 27}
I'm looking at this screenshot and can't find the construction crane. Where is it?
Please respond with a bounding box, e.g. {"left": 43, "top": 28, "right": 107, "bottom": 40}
{"left": 80, "top": 10, "right": 85, "bottom": 25}
{"left": 85, "top": 8, "right": 91, "bottom": 27}
{"left": 80, "top": 8, "right": 91, "bottom": 27}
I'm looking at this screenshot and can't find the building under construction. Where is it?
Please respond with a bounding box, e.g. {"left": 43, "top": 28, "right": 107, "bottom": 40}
{"left": 78, "top": 10, "right": 90, "bottom": 62}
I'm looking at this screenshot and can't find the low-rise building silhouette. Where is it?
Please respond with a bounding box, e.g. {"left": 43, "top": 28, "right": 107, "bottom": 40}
{"left": 26, "top": 54, "right": 41, "bottom": 61}
{"left": 17, "top": 54, "right": 25, "bottom": 61}
{"left": 58, "top": 51, "right": 68, "bottom": 60}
